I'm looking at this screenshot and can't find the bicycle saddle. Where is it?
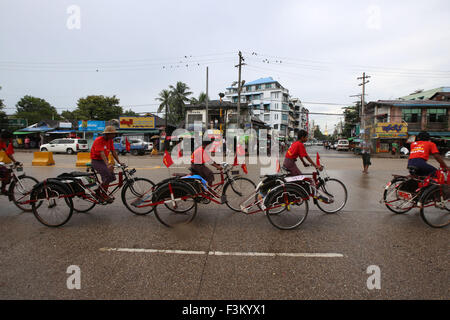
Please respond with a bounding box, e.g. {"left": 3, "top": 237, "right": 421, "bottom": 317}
{"left": 262, "top": 173, "right": 286, "bottom": 179}
{"left": 172, "top": 173, "right": 188, "bottom": 177}
{"left": 57, "top": 171, "right": 93, "bottom": 178}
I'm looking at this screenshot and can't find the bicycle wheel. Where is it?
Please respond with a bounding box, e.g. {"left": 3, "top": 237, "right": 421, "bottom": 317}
{"left": 121, "top": 178, "right": 155, "bottom": 215}
{"left": 9, "top": 175, "right": 40, "bottom": 212}
{"left": 63, "top": 181, "right": 96, "bottom": 213}
{"left": 265, "top": 184, "right": 309, "bottom": 230}
{"left": 315, "top": 178, "right": 348, "bottom": 214}
{"left": 223, "top": 177, "right": 256, "bottom": 212}
{"left": 419, "top": 185, "right": 450, "bottom": 228}
{"left": 383, "top": 177, "right": 415, "bottom": 214}
{"left": 31, "top": 182, "right": 73, "bottom": 227}
{"left": 154, "top": 181, "right": 197, "bottom": 227}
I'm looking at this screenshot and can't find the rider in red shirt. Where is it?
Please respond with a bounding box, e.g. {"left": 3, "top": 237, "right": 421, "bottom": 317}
{"left": 90, "top": 126, "right": 123, "bottom": 201}
{"left": 283, "top": 129, "right": 322, "bottom": 176}
{"left": 190, "top": 139, "right": 221, "bottom": 186}
{"left": 0, "top": 131, "right": 20, "bottom": 195}
{"left": 408, "top": 131, "right": 448, "bottom": 176}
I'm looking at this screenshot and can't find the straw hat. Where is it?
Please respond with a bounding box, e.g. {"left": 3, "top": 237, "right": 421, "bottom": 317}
{"left": 103, "top": 126, "right": 118, "bottom": 134}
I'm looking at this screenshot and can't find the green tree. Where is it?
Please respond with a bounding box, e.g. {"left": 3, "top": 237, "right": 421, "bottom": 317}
{"left": 15, "top": 95, "right": 60, "bottom": 124}
{"left": 0, "top": 86, "right": 8, "bottom": 129}
{"left": 169, "top": 82, "right": 192, "bottom": 124}
{"left": 313, "top": 126, "right": 327, "bottom": 140}
{"left": 342, "top": 103, "right": 360, "bottom": 138}
{"left": 122, "top": 109, "right": 139, "bottom": 116}
{"left": 190, "top": 92, "right": 208, "bottom": 105}
{"left": 74, "top": 95, "right": 122, "bottom": 120}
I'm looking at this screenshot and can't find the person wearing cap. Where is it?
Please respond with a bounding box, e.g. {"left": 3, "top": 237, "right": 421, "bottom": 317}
{"left": 408, "top": 131, "right": 448, "bottom": 176}
{"left": 90, "top": 126, "right": 123, "bottom": 201}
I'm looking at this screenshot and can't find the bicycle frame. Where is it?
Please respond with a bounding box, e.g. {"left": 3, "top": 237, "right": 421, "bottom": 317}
{"left": 382, "top": 169, "right": 449, "bottom": 210}
{"left": 134, "top": 164, "right": 242, "bottom": 209}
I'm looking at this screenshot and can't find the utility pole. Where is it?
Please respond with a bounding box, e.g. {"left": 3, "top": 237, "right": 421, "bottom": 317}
{"left": 205, "top": 66, "right": 209, "bottom": 130}
{"left": 235, "top": 51, "right": 245, "bottom": 129}
{"left": 358, "top": 72, "right": 370, "bottom": 142}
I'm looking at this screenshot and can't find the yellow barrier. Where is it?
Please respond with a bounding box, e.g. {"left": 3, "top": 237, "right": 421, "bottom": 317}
{"left": 76, "top": 152, "right": 91, "bottom": 167}
{"left": 32, "top": 152, "right": 55, "bottom": 166}
{"left": 0, "top": 150, "right": 12, "bottom": 164}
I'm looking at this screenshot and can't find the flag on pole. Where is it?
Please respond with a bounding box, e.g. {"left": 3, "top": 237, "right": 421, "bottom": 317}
{"left": 316, "top": 152, "right": 321, "bottom": 167}
{"left": 276, "top": 159, "right": 280, "bottom": 173}
{"left": 241, "top": 163, "right": 248, "bottom": 174}
{"left": 163, "top": 150, "right": 174, "bottom": 168}
{"left": 125, "top": 137, "right": 131, "bottom": 152}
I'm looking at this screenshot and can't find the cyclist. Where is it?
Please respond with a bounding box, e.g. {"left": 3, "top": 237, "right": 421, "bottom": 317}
{"left": 90, "top": 126, "right": 123, "bottom": 202}
{"left": 283, "top": 129, "right": 323, "bottom": 176}
{"left": 190, "top": 138, "right": 221, "bottom": 186}
{"left": 408, "top": 131, "right": 448, "bottom": 176}
{"left": 0, "top": 131, "right": 21, "bottom": 195}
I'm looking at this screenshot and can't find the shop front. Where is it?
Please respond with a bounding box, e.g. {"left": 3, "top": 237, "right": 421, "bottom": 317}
{"left": 371, "top": 122, "right": 408, "bottom": 153}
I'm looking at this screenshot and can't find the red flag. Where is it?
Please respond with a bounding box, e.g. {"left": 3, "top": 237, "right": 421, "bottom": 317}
{"left": 177, "top": 144, "right": 182, "bottom": 158}
{"left": 241, "top": 163, "right": 248, "bottom": 174}
{"left": 233, "top": 154, "right": 238, "bottom": 166}
{"left": 163, "top": 150, "right": 174, "bottom": 168}
{"left": 6, "top": 141, "right": 14, "bottom": 156}
{"left": 316, "top": 152, "right": 321, "bottom": 167}
{"left": 276, "top": 159, "right": 280, "bottom": 173}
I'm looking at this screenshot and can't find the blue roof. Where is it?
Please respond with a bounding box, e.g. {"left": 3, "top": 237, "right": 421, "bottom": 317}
{"left": 244, "top": 77, "right": 277, "bottom": 87}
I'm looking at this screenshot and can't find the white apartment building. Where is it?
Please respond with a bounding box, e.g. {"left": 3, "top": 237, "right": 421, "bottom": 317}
{"left": 225, "top": 77, "right": 291, "bottom": 137}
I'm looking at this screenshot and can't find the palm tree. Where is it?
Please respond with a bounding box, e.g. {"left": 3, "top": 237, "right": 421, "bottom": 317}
{"left": 169, "top": 82, "right": 192, "bottom": 124}
{"left": 155, "top": 89, "right": 172, "bottom": 128}
{"left": 190, "top": 92, "right": 208, "bottom": 105}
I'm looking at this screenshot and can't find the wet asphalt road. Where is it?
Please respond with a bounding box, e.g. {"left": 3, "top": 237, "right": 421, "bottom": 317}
{"left": 0, "top": 147, "right": 448, "bottom": 299}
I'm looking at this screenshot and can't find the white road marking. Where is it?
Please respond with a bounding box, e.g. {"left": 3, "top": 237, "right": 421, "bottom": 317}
{"left": 99, "top": 247, "right": 344, "bottom": 258}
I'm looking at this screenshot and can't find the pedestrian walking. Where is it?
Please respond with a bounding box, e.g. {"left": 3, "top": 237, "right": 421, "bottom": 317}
{"left": 24, "top": 136, "right": 30, "bottom": 149}
{"left": 361, "top": 139, "right": 372, "bottom": 174}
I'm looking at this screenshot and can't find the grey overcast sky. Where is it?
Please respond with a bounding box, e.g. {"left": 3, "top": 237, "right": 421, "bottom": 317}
{"left": 1, "top": 0, "right": 450, "bottom": 132}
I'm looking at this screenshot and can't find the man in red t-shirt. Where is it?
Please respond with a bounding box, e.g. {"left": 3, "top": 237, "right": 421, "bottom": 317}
{"left": 0, "top": 131, "right": 20, "bottom": 195}
{"left": 90, "top": 126, "right": 123, "bottom": 201}
{"left": 283, "top": 129, "right": 322, "bottom": 176}
{"left": 408, "top": 131, "right": 447, "bottom": 176}
{"left": 190, "top": 139, "right": 221, "bottom": 186}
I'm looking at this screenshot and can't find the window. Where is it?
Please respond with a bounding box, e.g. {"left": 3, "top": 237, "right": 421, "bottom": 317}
{"left": 264, "top": 114, "right": 270, "bottom": 122}
{"left": 428, "top": 108, "right": 446, "bottom": 122}
{"left": 256, "top": 85, "right": 261, "bottom": 90}
{"left": 274, "top": 113, "right": 278, "bottom": 120}
{"left": 265, "top": 83, "right": 272, "bottom": 89}
{"left": 274, "top": 124, "right": 278, "bottom": 129}
{"left": 282, "top": 114, "right": 288, "bottom": 121}
{"left": 271, "top": 92, "right": 279, "bottom": 99}
{"left": 402, "top": 108, "right": 421, "bottom": 123}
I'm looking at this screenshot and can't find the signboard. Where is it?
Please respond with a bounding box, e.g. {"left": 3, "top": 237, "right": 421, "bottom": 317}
{"left": 59, "top": 122, "right": 72, "bottom": 129}
{"left": 373, "top": 122, "right": 408, "bottom": 138}
{"left": 7, "top": 119, "right": 28, "bottom": 127}
{"left": 78, "top": 120, "right": 105, "bottom": 132}
{"left": 119, "top": 117, "right": 155, "bottom": 129}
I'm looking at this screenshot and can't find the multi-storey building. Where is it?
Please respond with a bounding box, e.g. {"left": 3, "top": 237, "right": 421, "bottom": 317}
{"left": 225, "top": 77, "right": 289, "bottom": 137}
{"left": 225, "top": 77, "right": 307, "bottom": 138}
{"left": 365, "top": 99, "right": 450, "bottom": 153}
